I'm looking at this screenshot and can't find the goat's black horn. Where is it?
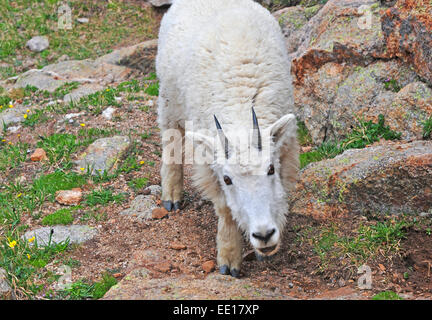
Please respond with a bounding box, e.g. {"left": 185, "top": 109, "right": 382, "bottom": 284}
{"left": 214, "top": 115, "right": 229, "bottom": 159}
{"left": 252, "top": 107, "right": 262, "bottom": 151}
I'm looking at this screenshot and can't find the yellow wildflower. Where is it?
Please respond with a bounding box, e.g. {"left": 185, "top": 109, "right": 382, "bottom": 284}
{"left": 28, "top": 236, "right": 35, "bottom": 243}
{"left": 80, "top": 123, "right": 85, "bottom": 127}
{"left": 80, "top": 167, "right": 85, "bottom": 171}
{"left": 8, "top": 240, "right": 17, "bottom": 249}
{"left": 23, "top": 114, "right": 28, "bottom": 119}
{"left": 27, "top": 254, "right": 31, "bottom": 260}
{"left": 140, "top": 161, "right": 145, "bottom": 165}
{"left": 26, "top": 109, "right": 30, "bottom": 113}
{"left": 9, "top": 104, "right": 13, "bottom": 108}
{"left": 17, "top": 193, "right": 22, "bottom": 198}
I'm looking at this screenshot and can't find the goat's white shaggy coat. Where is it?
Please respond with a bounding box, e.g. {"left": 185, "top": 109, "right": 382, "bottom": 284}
{"left": 157, "top": 0, "right": 299, "bottom": 275}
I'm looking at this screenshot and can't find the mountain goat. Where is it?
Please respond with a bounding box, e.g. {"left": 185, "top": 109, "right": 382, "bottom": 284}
{"left": 156, "top": 0, "right": 299, "bottom": 277}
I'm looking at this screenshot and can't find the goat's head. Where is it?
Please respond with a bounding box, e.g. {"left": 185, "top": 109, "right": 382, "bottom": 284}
{"left": 187, "top": 108, "right": 297, "bottom": 257}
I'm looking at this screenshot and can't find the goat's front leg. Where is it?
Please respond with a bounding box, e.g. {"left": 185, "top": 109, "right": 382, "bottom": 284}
{"left": 215, "top": 206, "right": 243, "bottom": 278}
{"left": 160, "top": 126, "right": 184, "bottom": 212}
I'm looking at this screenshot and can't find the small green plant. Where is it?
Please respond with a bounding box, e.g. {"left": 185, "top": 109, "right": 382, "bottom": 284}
{"left": 341, "top": 114, "right": 401, "bottom": 150}
{"left": 422, "top": 116, "right": 432, "bottom": 140}
{"left": 57, "top": 272, "right": 117, "bottom": 300}
{"left": 92, "top": 273, "right": 117, "bottom": 299}
{"left": 383, "top": 78, "right": 401, "bottom": 93}
{"left": 128, "top": 177, "right": 149, "bottom": 192}
{"left": 372, "top": 291, "right": 403, "bottom": 300}
{"left": 41, "top": 208, "right": 75, "bottom": 226}
{"left": 145, "top": 82, "right": 159, "bottom": 96}
{"left": 297, "top": 121, "right": 312, "bottom": 146}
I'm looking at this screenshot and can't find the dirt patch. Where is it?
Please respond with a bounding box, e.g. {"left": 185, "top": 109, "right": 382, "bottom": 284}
{"left": 394, "top": 228, "right": 432, "bottom": 293}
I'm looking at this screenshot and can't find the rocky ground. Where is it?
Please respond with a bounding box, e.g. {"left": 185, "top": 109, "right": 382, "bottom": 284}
{"left": 1, "top": 0, "right": 431, "bottom": 300}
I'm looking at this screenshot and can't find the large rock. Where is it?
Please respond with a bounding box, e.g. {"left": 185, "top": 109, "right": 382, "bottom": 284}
{"left": 381, "top": 0, "right": 432, "bottom": 84}
{"left": 23, "top": 225, "right": 98, "bottom": 246}
{"left": 10, "top": 39, "right": 157, "bottom": 95}
{"left": 290, "top": 141, "right": 432, "bottom": 218}
{"left": 277, "top": 0, "right": 432, "bottom": 144}
{"left": 103, "top": 267, "right": 290, "bottom": 300}
{"left": 75, "top": 136, "right": 131, "bottom": 175}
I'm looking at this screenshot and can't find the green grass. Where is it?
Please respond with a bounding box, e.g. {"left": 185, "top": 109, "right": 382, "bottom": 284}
{"left": 372, "top": 291, "right": 403, "bottom": 300}
{"left": 300, "top": 115, "right": 401, "bottom": 168}
{"left": 84, "top": 188, "right": 126, "bottom": 206}
{"left": 0, "top": 0, "right": 158, "bottom": 80}
{"left": 56, "top": 272, "right": 117, "bottom": 300}
{"left": 0, "top": 141, "right": 29, "bottom": 171}
{"left": 41, "top": 208, "right": 75, "bottom": 226}
{"left": 308, "top": 219, "right": 409, "bottom": 271}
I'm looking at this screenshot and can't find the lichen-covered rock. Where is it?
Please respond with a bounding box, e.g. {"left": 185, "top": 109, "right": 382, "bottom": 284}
{"left": 290, "top": 141, "right": 432, "bottom": 218}
{"left": 277, "top": 0, "right": 432, "bottom": 144}
{"left": 75, "top": 136, "right": 131, "bottom": 175}
{"left": 381, "top": 0, "right": 432, "bottom": 84}
{"left": 23, "top": 225, "right": 98, "bottom": 246}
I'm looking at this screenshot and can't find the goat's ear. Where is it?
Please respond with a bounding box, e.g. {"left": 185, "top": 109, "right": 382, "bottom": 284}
{"left": 268, "top": 114, "right": 297, "bottom": 148}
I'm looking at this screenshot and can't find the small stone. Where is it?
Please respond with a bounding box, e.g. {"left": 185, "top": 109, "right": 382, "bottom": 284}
{"left": 202, "top": 260, "right": 216, "bottom": 273}
{"left": 154, "top": 262, "right": 171, "bottom": 273}
{"left": 149, "top": 0, "right": 172, "bottom": 7}
{"left": 26, "top": 36, "right": 49, "bottom": 52}
{"left": 152, "top": 207, "right": 169, "bottom": 219}
{"left": 7, "top": 125, "right": 21, "bottom": 133}
{"left": 288, "top": 282, "right": 294, "bottom": 288}
{"left": 55, "top": 188, "right": 83, "bottom": 205}
{"left": 301, "top": 146, "right": 312, "bottom": 153}
{"left": 170, "top": 242, "right": 186, "bottom": 250}
{"left": 77, "top": 17, "right": 89, "bottom": 24}
{"left": 120, "top": 195, "right": 157, "bottom": 220}
{"left": 102, "top": 107, "right": 116, "bottom": 120}
{"left": 30, "top": 148, "right": 48, "bottom": 162}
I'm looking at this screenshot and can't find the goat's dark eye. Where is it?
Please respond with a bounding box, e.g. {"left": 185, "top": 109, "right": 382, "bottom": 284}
{"left": 223, "top": 175, "right": 232, "bottom": 185}
{"left": 268, "top": 164, "right": 275, "bottom": 176}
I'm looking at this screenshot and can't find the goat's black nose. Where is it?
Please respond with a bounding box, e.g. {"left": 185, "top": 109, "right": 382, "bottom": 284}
{"left": 252, "top": 228, "right": 276, "bottom": 243}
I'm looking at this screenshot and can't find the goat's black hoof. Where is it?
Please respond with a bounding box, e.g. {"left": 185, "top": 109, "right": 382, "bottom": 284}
{"left": 162, "top": 200, "right": 173, "bottom": 212}
{"left": 220, "top": 265, "right": 230, "bottom": 275}
{"left": 230, "top": 268, "right": 240, "bottom": 278}
{"left": 173, "top": 201, "right": 181, "bottom": 211}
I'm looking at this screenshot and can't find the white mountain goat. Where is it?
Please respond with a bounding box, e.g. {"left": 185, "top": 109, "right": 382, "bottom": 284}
{"left": 156, "top": 0, "right": 299, "bottom": 277}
